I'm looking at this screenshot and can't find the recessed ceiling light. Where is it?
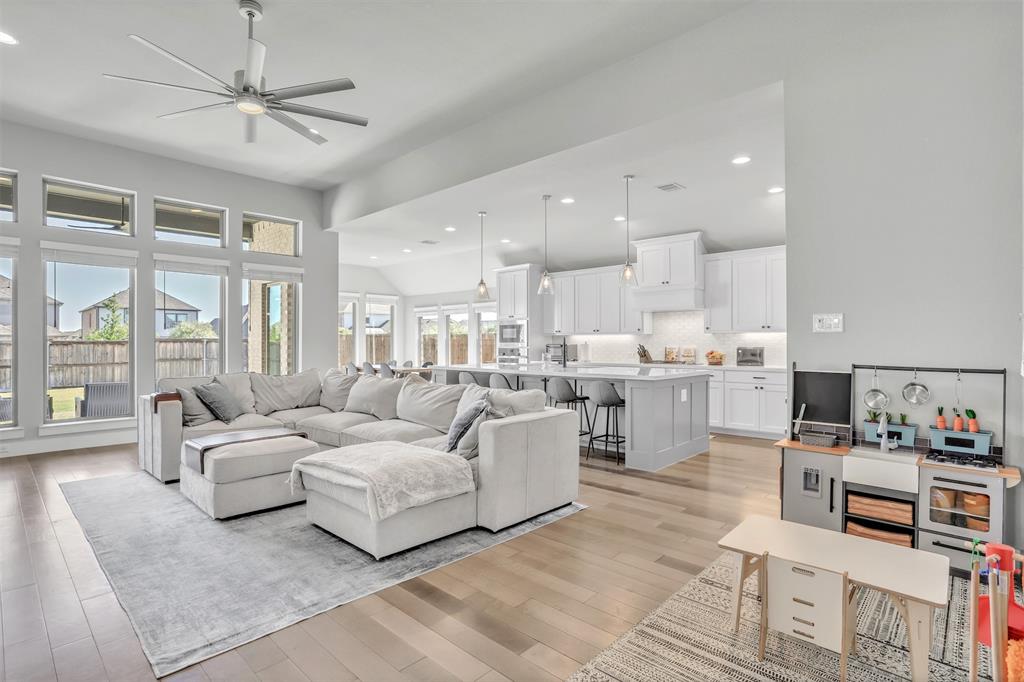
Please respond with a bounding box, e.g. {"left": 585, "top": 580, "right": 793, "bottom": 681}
{"left": 731, "top": 155, "right": 752, "bottom": 165}
{"left": 0, "top": 32, "right": 18, "bottom": 46}
{"left": 767, "top": 186, "right": 785, "bottom": 194}
{"left": 401, "top": 248, "right": 412, "bottom": 253}
{"left": 444, "top": 225, "right": 456, "bottom": 232}
{"left": 560, "top": 197, "right": 575, "bottom": 204}
{"left": 369, "top": 255, "right": 378, "bottom": 260}
{"left": 613, "top": 215, "right": 625, "bottom": 222}
{"left": 500, "top": 239, "right": 511, "bottom": 244}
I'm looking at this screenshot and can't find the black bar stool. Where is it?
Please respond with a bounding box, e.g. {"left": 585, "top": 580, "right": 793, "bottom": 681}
{"left": 548, "top": 377, "right": 592, "bottom": 437}
{"left": 587, "top": 381, "right": 625, "bottom": 464}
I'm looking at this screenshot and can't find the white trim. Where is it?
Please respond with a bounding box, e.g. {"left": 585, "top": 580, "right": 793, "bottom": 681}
{"left": 0, "top": 241, "right": 19, "bottom": 258}
{"left": 413, "top": 306, "right": 440, "bottom": 316}
{"left": 40, "top": 240, "right": 138, "bottom": 260}
{"left": 365, "top": 293, "right": 399, "bottom": 303}
{"left": 38, "top": 417, "right": 136, "bottom": 436}
{"left": 440, "top": 303, "right": 469, "bottom": 314}
{"left": 154, "top": 252, "right": 230, "bottom": 276}
{"left": 0, "top": 236, "right": 20, "bottom": 246}
{"left": 241, "top": 262, "right": 303, "bottom": 283}
{"left": 338, "top": 291, "right": 359, "bottom": 301}
{"left": 0, "top": 427, "right": 25, "bottom": 441}
{"left": 472, "top": 302, "right": 497, "bottom": 311}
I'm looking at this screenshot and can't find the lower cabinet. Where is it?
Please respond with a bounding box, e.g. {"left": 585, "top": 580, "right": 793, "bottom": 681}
{"left": 708, "top": 382, "right": 723, "bottom": 428}
{"left": 724, "top": 383, "right": 759, "bottom": 431}
{"left": 759, "top": 385, "right": 789, "bottom": 435}
{"left": 720, "top": 376, "right": 787, "bottom": 437}
{"left": 782, "top": 449, "right": 843, "bottom": 531}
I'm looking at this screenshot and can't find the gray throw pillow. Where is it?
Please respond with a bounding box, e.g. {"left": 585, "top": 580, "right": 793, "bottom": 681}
{"left": 250, "top": 369, "right": 322, "bottom": 415}
{"left": 446, "top": 399, "right": 487, "bottom": 453}
{"left": 193, "top": 382, "right": 245, "bottom": 423}
{"left": 320, "top": 369, "right": 359, "bottom": 412}
{"left": 178, "top": 387, "right": 216, "bottom": 427}
{"left": 455, "top": 399, "right": 511, "bottom": 460}
{"left": 343, "top": 375, "right": 405, "bottom": 420}
{"left": 212, "top": 373, "right": 256, "bottom": 414}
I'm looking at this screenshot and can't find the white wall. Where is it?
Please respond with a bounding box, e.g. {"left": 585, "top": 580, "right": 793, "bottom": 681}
{"left": 0, "top": 122, "right": 337, "bottom": 456}
{"left": 339, "top": 263, "right": 401, "bottom": 296}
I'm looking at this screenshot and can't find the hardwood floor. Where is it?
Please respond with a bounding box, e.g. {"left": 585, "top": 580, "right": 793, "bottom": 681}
{"left": 0, "top": 435, "right": 779, "bottom": 681}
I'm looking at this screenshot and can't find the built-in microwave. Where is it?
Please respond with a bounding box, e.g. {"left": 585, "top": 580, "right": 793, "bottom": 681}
{"left": 497, "top": 319, "right": 528, "bottom": 346}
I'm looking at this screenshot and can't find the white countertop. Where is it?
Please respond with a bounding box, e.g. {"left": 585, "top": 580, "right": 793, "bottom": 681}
{"left": 574, "top": 362, "right": 786, "bottom": 372}
{"left": 432, "top": 362, "right": 714, "bottom": 382}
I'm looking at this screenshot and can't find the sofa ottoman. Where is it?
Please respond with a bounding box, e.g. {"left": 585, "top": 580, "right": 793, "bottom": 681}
{"left": 291, "top": 442, "right": 478, "bottom": 559}
{"left": 180, "top": 432, "right": 319, "bottom": 519}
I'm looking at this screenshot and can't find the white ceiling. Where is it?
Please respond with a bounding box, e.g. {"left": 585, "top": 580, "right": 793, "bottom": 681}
{"left": 0, "top": 0, "right": 743, "bottom": 190}
{"left": 340, "top": 83, "right": 785, "bottom": 272}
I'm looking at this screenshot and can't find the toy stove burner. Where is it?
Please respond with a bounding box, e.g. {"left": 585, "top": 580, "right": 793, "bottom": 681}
{"left": 924, "top": 450, "right": 998, "bottom": 470}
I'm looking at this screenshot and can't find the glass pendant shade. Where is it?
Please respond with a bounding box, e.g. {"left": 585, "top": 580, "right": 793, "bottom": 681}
{"left": 473, "top": 210, "right": 491, "bottom": 302}
{"left": 538, "top": 194, "right": 555, "bottom": 295}
{"left": 538, "top": 270, "right": 554, "bottom": 295}
{"left": 619, "top": 262, "right": 637, "bottom": 287}
{"left": 475, "top": 278, "right": 491, "bottom": 302}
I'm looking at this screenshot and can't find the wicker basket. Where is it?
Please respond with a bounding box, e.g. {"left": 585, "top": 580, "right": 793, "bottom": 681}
{"left": 799, "top": 432, "right": 838, "bottom": 448}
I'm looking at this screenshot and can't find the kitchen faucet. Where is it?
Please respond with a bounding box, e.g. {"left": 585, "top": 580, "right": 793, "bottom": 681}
{"left": 877, "top": 412, "right": 899, "bottom": 452}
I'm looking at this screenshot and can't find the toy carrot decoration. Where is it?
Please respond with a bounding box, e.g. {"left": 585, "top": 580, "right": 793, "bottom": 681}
{"left": 936, "top": 406, "right": 946, "bottom": 430}
{"left": 965, "top": 409, "right": 979, "bottom": 433}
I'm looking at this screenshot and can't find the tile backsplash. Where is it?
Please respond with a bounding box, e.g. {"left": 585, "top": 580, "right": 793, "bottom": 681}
{"left": 565, "top": 310, "right": 787, "bottom": 366}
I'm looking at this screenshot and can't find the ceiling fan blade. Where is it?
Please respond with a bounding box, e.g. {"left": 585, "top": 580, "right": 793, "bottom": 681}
{"left": 265, "top": 109, "right": 328, "bottom": 145}
{"left": 243, "top": 39, "right": 266, "bottom": 92}
{"left": 129, "top": 34, "right": 235, "bottom": 94}
{"left": 103, "top": 74, "right": 232, "bottom": 98}
{"left": 262, "top": 78, "right": 355, "bottom": 101}
{"left": 158, "top": 101, "right": 234, "bottom": 119}
{"left": 270, "top": 101, "right": 368, "bottom": 127}
{"left": 244, "top": 115, "right": 257, "bottom": 144}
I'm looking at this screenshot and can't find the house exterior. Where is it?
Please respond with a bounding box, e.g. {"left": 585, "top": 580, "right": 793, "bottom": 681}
{"left": 79, "top": 288, "right": 199, "bottom": 337}
{"left": 0, "top": 274, "right": 62, "bottom": 327}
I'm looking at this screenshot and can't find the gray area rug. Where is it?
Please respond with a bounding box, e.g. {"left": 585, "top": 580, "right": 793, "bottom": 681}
{"left": 571, "top": 552, "right": 993, "bottom": 681}
{"left": 61, "top": 472, "right": 583, "bottom": 677}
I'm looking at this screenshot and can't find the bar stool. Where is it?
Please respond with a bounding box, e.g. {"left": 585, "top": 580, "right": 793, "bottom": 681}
{"left": 458, "top": 371, "right": 479, "bottom": 385}
{"left": 379, "top": 363, "right": 395, "bottom": 378}
{"left": 489, "top": 373, "right": 515, "bottom": 390}
{"left": 587, "top": 381, "right": 626, "bottom": 464}
{"left": 362, "top": 362, "right": 377, "bottom": 375}
{"left": 345, "top": 362, "right": 359, "bottom": 376}
{"left": 548, "top": 377, "right": 592, "bottom": 437}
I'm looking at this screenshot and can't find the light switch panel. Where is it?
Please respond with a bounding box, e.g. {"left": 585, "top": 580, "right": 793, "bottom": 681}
{"left": 812, "top": 313, "right": 844, "bottom": 333}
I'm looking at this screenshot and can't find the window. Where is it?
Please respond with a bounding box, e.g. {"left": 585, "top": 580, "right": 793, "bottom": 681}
{"left": 155, "top": 199, "right": 225, "bottom": 246}
{"left": 417, "top": 311, "right": 438, "bottom": 366}
{"left": 364, "top": 299, "right": 393, "bottom": 364}
{"left": 0, "top": 171, "right": 15, "bottom": 222}
{"left": 0, "top": 253, "right": 15, "bottom": 426}
{"left": 337, "top": 299, "right": 355, "bottom": 367}
{"left": 242, "top": 266, "right": 299, "bottom": 375}
{"left": 155, "top": 263, "right": 224, "bottom": 382}
{"left": 44, "top": 252, "right": 135, "bottom": 422}
{"left": 446, "top": 308, "right": 469, "bottom": 365}
{"left": 45, "top": 179, "right": 133, "bottom": 237}
{"left": 242, "top": 213, "right": 298, "bottom": 256}
{"left": 478, "top": 308, "right": 497, "bottom": 363}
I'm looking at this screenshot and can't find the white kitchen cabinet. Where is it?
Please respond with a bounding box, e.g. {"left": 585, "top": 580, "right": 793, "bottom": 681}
{"left": 724, "top": 382, "right": 760, "bottom": 431}
{"left": 760, "top": 384, "right": 789, "bottom": 435}
{"left": 597, "top": 271, "right": 621, "bottom": 334}
{"left": 708, "top": 381, "right": 724, "bottom": 427}
{"left": 765, "top": 251, "right": 786, "bottom": 331}
{"left": 543, "top": 274, "right": 575, "bottom": 335}
{"left": 633, "top": 233, "right": 704, "bottom": 289}
{"left": 621, "top": 288, "right": 652, "bottom": 334}
{"left": 703, "top": 257, "right": 732, "bottom": 332}
{"left": 575, "top": 272, "right": 600, "bottom": 334}
{"left": 637, "top": 248, "right": 667, "bottom": 288}
{"left": 497, "top": 268, "right": 529, "bottom": 320}
{"left": 731, "top": 255, "right": 768, "bottom": 331}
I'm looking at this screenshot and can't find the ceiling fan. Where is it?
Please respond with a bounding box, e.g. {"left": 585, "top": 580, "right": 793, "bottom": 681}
{"left": 103, "top": 0, "right": 367, "bottom": 145}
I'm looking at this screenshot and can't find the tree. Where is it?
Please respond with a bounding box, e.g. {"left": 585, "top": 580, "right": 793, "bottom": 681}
{"left": 85, "top": 297, "right": 128, "bottom": 341}
{"left": 169, "top": 321, "right": 217, "bottom": 339}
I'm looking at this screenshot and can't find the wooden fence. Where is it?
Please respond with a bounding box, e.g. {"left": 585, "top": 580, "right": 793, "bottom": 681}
{"left": 155, "top": 338, "right": 220, "bottom": 380}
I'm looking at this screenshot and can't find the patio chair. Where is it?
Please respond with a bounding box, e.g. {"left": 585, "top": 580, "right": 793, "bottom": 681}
{"left": 75, "top": 382, "right": 132, "bottom": 418}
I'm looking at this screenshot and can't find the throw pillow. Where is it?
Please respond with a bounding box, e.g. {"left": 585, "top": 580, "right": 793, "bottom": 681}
{"left": 397, "top": 374, "right": 467, "bottom": 432}
{"left": 343, "top": 374, "right": 405, "bottom": 420}
{"left": 485, "top": 387, "right": 546, "bottom": 415}
{"left": 194, "top": 382, "right": 246, "bottom": 423}
{"left": 250, "top": 369, "right": 322, "bottom": 415}
{"left": 446, "top": 399, "right": 487, "bottom": 453}
{"left": 456, "top": 400, "right": 511, "bottom": 459}
{"left": 455, "top": 383, "right": 490, "bottom": 414}
{"left": 177, "top": 386, "right": 216, "bottom": 427}
{"left": 320, "top": 369, "right": 359, "bottom": 412}
{"left": 212, "top": 373, "right": 256, "bottom": 414}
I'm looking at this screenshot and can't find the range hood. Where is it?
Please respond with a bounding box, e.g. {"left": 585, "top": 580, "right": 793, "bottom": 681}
{"left": 625, "top": 285, "right": 704, "bottom": 313}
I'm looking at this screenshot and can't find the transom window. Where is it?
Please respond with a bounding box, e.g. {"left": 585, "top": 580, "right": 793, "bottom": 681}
{"left": 155, "top": 199, "right": 225, "bottom": 247}
{"left": 0, "top": 171, "right": 16, "bottom": 222}
{"left": 45, "top": 179, "right": 133, "bottom": 237}
{"left": 242, "top": 213, "right": 298, "bottom": 256}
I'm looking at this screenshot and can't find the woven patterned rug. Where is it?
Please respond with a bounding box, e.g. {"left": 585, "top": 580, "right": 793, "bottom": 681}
{"left": 571, "top": 552, "right": 994, "bottom": 681}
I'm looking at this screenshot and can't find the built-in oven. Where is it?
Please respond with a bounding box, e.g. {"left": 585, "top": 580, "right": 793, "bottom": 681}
{"left": 918, "top": 467, "right": 1003, "bottom": 544}
{"left": 498, "top": 319, "right": 528, "bottom": 346}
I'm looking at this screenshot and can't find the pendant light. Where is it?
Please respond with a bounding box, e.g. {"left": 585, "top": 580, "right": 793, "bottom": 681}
{"left": 619, "top": 174, "right": 637, "bottom": 287}
{"left": 537, "top": 194, "right": 554, "bottom": 295}
{"left": 474, "top": 211, "right": 491, "bottom": 302}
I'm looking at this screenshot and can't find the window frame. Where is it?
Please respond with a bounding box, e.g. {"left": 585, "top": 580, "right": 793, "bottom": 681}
{"left": 444, "top": 305, "right": 470, "bottom": 366}
{"left": 0, "top": 169, "right": 17, "bottom": 223}
{"left": 42, "top": 176, "right": 136, "bottom": 238}
{"left": 43, "top": 250, "right": 136, "bottom": 424}
{"left": 415, "top": 309, "right": 439, "bottom": 367}
{"left": 338, "top": 293, "right": 357, "bottom": 368}
{"left": 154, "top": 263, "right": 226, "bottom": 382}
{"left": 0, "top": 245, "right": 18, "bottom": 427}
{"left": 475, "top": 303, "right": 498, "bottom": 365}
{"left": 363, "top": 296, "right": 396, "bottom": 366}
{"left": 153, "top": 196, "right": 227, "bottom": 248}
{"left": 241, "top": 211, "right": 302, "bottom": 257}
{"left": 241, "top": 264, "right": 302, "bottom": 375}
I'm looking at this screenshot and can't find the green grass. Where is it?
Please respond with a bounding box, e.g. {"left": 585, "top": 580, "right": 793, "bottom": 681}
{"left": 48, "top": 387, "right": 84, "bottom": 421}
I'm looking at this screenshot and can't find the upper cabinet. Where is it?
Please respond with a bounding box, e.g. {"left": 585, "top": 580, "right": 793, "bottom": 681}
{"left": 496, "top": 267, "right": 530, "bottom": 320}
{"left": 543, "top": 274, "right": 576, "bottom": 335}
{"left": 633, "top": 232, "right": 704, "bottom": 289}
{"left": 573, "top": 268, "right": 628, "bottom": 334}
{"left": 704, "top": 246, "right": 786, "bottom": 333}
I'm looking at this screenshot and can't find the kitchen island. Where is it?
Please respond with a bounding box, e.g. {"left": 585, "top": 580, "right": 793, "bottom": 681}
{"left": 431, "top": 363, "right": 712, "bottom": 471}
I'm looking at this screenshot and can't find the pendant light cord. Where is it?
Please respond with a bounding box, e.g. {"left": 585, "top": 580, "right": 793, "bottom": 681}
{"left": 624, "top": 174, "right": 633, "bottom": 263}
{"left": 478, "top": 211, "right": 485, "bottom": 280}
{"left": 542, "top": 195, "right": 551, "bottom": 270}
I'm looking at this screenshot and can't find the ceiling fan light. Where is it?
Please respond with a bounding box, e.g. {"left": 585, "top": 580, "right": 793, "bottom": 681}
{"left": 538, "top": 271, "right": 555, "bottom": 296}
{"left": 619, "top": 263, "right": 638, "bottom": 287}
{"left": 235, "top": 94, "right": 266, "bottom": 115}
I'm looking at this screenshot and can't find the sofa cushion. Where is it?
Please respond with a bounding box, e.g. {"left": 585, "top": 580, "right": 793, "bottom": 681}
{"left": 182, "top": 413, "right": 282, "bottom": 440}
{"left": 268, "top": 405, "right": 331, "bottom": 429}
{"left": 344, "top": 375, "right": 405, "bottom": 420}
{"left": 157, "top": 376, "right": 213, "bottom": 393}
{"left": 397, "top": 373, "right": 467, "bottom": 432}
{"left": 320, "top": 369, "right": 359, "bottom": 412}
{"left": 213, "top": 373, "right": 256, "bottom": 414}
{"left": 178, "top": 386, "right": 216, "bottom": 427}
{"left": 455, "top": 384, "right": 546, "bottom": 416}
{"left": 446, "top": 399, "right": 487, "bottom": 453}
{"left": 251, "top": 369, "right": 322, "bottom": 415}
{"left": 194, "top": 436, "right": 320, "bottom": 484}
{"left": 409, "top": 435, "right": 448, "bottom": 451}
{"left": 194, "top": 382, "right": 246, "bottom": 423}
{"left": 342, "top": 419, "right": 445, "bottom": 445}
{"left": 296, "top": 411, "right": 379, "bottom": 447}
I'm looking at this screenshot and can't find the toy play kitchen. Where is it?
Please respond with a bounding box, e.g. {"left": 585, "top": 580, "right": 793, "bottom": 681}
{"left": 778, "top": 363, "right": 1020, "bottom": 573}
